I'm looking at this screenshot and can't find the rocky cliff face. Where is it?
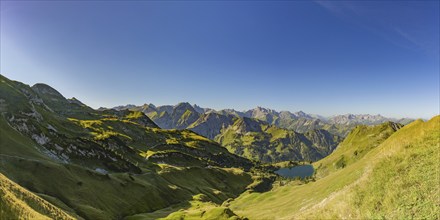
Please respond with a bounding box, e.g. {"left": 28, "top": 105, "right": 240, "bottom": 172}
{"left": 188, "top": 112, "right": 235, "bottom": 139}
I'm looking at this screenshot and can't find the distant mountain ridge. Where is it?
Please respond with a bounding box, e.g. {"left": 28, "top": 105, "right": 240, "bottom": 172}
{"left": 103, "top": 103, "right": 412, "bottom": 163}
{"left": 106, "top": 103, "right": 413, "bottom": 137}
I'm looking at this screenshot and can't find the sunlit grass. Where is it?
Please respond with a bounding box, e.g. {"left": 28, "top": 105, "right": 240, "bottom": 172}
{"left": 228, "top": 117, "right": 439, "bottom": 219}
{"left": 0, "top": 173, "right": 75, "bottom": 220}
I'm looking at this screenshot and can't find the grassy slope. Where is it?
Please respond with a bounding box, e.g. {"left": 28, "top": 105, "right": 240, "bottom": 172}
{"left": 126, "top": 178, "right": 246, "bottom": 220}
{"left": 228, "top": 117, "right": 439, "bottom": 219}
{"left": 216, "top": 118, "right": 341, "bottom": 163}
{"left": 0, "top": 113, "right": 252, "bottom": 219}
{"left": 0, "top": 75, "right": 253, "bottom": 219}
{"left": 314, "top": 121, "right": 402, "bottom": 177}
{"left": 0, "top": 112, "right": 252, "bottom": 219}
{"left": 0, "top": 173, "right": 75, "bottom": 220}
{"left": 156, "top": 199, "right": 242, "bottom": 220}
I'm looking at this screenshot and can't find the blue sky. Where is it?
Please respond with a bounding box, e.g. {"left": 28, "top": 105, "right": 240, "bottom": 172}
{"left": 1, "top": 1, "right": 438, "bottom": 118}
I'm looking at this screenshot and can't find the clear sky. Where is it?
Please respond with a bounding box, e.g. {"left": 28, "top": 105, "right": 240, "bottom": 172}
{"left": 1, "top": 1, "right": 438, "bottom": 118}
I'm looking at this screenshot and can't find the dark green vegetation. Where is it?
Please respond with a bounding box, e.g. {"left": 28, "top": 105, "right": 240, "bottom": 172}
{"left": 0, "top": 75, "right": 253, "bottom": 219}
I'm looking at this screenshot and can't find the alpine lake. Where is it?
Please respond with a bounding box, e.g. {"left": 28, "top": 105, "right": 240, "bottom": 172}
{"left": 275, "top": 165, "right": 314, "bottom": 179}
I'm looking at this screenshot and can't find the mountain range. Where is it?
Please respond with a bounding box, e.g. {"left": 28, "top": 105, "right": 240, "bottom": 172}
{"left": 105, "top": 102, "right": 412, "bottom": 162}
{"left": 108, "top": 103, "right": 412, "bottom": 137}
{"left": 1, "top": 74, "right": 436, "bottom": 219}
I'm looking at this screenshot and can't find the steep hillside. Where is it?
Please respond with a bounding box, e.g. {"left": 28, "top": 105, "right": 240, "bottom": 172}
{"left": 0, "top": 173, "right": 76, "bottom": 220}
{"left": 0, "top": 75, "right": 253, "bottom": 219}
{"left": 226, "top": 116, "right": 439, "bottom": 219}
{"left": 314, "top": 121, "right": 403, "bottom": 177}
{"left": 215, "top": 118, "right": 342, "bottom": 163}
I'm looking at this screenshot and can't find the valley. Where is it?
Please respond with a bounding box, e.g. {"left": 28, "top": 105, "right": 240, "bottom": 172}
{"left": 0, "top": 74, "right": 438, "bottom": 220}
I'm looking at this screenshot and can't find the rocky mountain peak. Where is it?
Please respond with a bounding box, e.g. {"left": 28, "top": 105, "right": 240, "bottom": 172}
{"left": 141, "top": 103, "right": 156, "bottom": 109}
{"left": 293, "top": 111, "right": 312, "bottom": 119}
{"left": 31, "top": 83, "right": 65, "bottom": 100}
{"left": 139, "top": 103, "right": 157, "bottom": 114}
{"left": 173, "top": 102, "right": 196, "bottom": 114}
{"left": 253, "top": 106, "right": 276, "bottom": 114}
{"left": 112, "top": 104, "right": 136, "bottom": 111}
{"left": 67, "top": 97, "right": 86, "bottom": 106}
{"left": 329, "top": 114, "right": 390, "bottom": 125}
{"left": 156, "top": 105, "right": 173, "bottom": 114}
{"left": 192, "top": 104, "right": 206, "bottom": 114}
{"left": 279, "top": 111, "right": 295, "bottom": 119}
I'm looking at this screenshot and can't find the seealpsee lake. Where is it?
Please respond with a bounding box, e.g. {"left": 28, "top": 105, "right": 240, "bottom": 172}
{"left": 275, "top": 165, "right": 314, "bottom": 178}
